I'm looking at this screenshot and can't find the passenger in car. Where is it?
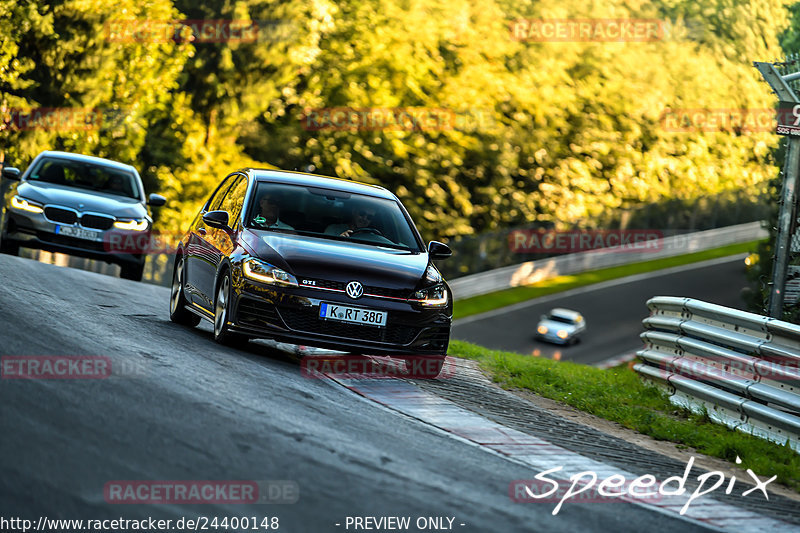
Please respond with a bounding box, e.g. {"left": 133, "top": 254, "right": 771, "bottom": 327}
{"left": 252, "top": 193, "right": 294, "bottom": 230}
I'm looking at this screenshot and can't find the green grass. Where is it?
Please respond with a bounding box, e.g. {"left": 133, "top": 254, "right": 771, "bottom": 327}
{"left": 448, "top": 339, "right": 800, "bottom": 491}
{"left": 454, "top": 240, "right": 761, "bottom": 319}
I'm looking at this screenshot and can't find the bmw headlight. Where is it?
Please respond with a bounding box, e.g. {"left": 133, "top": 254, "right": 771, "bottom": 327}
{"left": 113, "top": 218, "right": 149, "bottom": 231}
{"left": 243, "top": 258, "right": 298, "bottom": 286}
{"left": 10, "top": 195, "right": 44, "bottom": 214}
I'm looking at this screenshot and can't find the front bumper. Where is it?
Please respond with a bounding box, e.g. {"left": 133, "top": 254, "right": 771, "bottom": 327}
{"left": 4, "top": 210, "right": 146, "bottom": 267}
{"left": 229, "top": 278, "right": 451, "bottom": 356}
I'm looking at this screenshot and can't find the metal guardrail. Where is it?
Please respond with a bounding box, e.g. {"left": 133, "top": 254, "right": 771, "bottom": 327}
{"left": 634, "top": 296, "right": 800, "bottom": 453}
{"left": 449, "top": 221, "right": 767, "bottom": 300}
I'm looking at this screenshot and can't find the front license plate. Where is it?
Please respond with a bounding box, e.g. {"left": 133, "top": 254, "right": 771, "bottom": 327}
{"left": 319, "top": 302, "right": 387, "bottom": 327}
{"left": 56, "top": 225, "right": 102, "bottom": 241}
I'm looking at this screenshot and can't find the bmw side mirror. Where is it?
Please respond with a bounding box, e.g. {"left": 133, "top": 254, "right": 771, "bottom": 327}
{"left": 202, "top": 210, "right": 230, "bottom": 230}
{"left": 148, "top": 193, "right": 166, "bottom": 207}
{"left": 2, "top": 167, "right": 21, "bottom": 180}
{"left": 428, "top": 241, "right": 452, "bottom": 260}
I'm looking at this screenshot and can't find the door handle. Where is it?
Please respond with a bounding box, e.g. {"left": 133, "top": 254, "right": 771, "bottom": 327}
{"left": 197, "top": 227, "right": 207, "bottom": 236}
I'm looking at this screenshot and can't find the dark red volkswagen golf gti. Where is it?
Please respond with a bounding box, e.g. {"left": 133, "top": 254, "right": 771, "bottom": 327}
{"left": 170, "top": 169, "right": 453, "bottom": 376}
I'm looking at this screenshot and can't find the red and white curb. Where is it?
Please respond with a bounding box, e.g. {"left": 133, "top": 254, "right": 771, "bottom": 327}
{"left": 324, "top": 357, "right": 795, "bottom": 532}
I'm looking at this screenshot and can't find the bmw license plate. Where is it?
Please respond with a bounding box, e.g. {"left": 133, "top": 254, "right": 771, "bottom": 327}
{"left": 56, "top": 225, "right": 102, "bottom": 241}
{"left": 319, "top": 302, "right": 387, "bottom": 327}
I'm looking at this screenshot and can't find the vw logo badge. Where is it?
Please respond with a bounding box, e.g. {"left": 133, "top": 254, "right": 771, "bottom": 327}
{"left": 345, "top": 281, "right": 364, "bottom": 299}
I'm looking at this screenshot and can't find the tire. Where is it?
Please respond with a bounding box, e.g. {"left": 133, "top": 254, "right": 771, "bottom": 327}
{"left": 170, "top": 255, "right": 200, "bottom": 327}
{"left": 403, "top": 355, "right": 446, "bottom": 379}
{"left": 120, "top": 262, "right": 145, "bottom": 281}
{"left": 213, "top": 270, "right": 248, "bottom": 346}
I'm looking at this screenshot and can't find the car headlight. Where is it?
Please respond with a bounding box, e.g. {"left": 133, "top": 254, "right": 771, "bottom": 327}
{"left": 557, "top": 330, "right": 569, "bottom": 339}
{"left": 113, "top": 219, "right": 149, "bottom": 231}
{"left": 537, "top": 325, "right": 548, "bottom": 335}
{"left": 243, "top": 258, "right": 298, "bottom": 286}
{"left": 413, "top": 284, "right": 448, "bottom": 307}
{"left": 10, "top": 195, "right": 44, "bottom": 214}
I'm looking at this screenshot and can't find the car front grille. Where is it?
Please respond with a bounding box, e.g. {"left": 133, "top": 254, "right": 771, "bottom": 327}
{"left": 44, "top": 207, "right": 77, "bottom": 225}
{"left": 80, "top": 214, "right": 115, "bottom": 230}
{"left": 300, "top": 278, "right": 411, "bottom": 299}
{"left": 277, "top": 306, "right": 420, "bottom": 345}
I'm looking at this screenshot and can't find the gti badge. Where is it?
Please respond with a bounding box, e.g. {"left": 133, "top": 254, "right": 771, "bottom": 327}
{"left": 345, "top": 281, "right": 364, "bottom": 299}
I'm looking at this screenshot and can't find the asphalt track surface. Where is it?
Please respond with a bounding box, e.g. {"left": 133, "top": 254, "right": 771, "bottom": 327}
{"left": 0, "top": 254, "right": 718, "bottom": 532}
{"left": 452, "top": 255, "right": 750, "bottom": 365}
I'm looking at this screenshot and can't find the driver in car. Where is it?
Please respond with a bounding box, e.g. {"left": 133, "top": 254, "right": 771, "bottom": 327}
{"left": 325, "top": 204, "right": 379, "bottom": 238}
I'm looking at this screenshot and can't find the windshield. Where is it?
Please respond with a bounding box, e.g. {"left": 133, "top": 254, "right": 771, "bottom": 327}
{"left": 548, "top": 314, "right": 577, "bottom": 325}
{"left": 245, "top": 182, "right": 422, "bottom": 251}
{"left": 27, "top": 157, "right": 141, "bottom": 199}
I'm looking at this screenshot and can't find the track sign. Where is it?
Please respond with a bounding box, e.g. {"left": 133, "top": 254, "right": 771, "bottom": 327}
{"left": 786, "top": 266, "right": 800, "bottom": 305}
{"left": 777, "top": 101, "right": 800, "bottom": 136}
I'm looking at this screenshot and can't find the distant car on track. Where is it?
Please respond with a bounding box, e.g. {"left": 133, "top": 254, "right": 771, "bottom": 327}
{"left": 169, "top": 168, "right": 453, "bottom": 377}
{"left": 0, "top": 151, "right": 166, "bottom": 281}
{"left": 536, "top": 308, "right": 586, "bottom": 345}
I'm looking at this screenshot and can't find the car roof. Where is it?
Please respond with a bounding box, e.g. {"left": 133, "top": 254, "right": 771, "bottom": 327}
{"left": 36, "top": 151, "right": 137, "bottom": 173}
{"left": 246, "top": 168, "right": 397, "bottom": 200}
{"left": 549, "top": 308, "right": 582, "bottom": 320}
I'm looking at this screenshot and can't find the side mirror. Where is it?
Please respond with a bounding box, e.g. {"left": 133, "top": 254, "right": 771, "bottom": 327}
{"left": 202, "top": 210, "right": 230, "bottom": 230}
{"left": 540, "top": 315, "right": 547, "bottom": 321}
{"left": 2, "top": 167, "right": 21, "bottom": 180}
{"left": 148, "top": 193, "right": 166, "bottom": 207}
{"left": 427, "top": 240, "right": 452, "bottom": 260}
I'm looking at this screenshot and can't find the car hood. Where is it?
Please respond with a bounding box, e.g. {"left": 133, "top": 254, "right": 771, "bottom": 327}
{"left": 241, "top": 230, "right": 429, "bottom": 289}
{"left": 16, "top": 181, "right": 146, "bottom": 218}
{"left": 538, "top": 320, "right": 580, "bottom": 333}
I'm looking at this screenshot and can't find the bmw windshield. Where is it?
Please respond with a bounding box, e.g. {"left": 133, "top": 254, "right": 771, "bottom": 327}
{"left": 27, "top": 157, "right": 141, "bottom": 200}
{"left": 244, "top": 182, "right": 423, "bottom": 252}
